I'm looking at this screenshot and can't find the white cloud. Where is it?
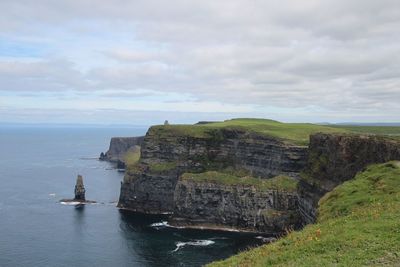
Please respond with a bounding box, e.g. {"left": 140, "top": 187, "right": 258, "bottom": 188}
{"left": 0, "top": 0, "right": 399, "bottom": 123}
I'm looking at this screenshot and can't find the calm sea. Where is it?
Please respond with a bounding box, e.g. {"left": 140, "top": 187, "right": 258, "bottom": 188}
{"left": 0, "top": 126, "right": 265, "bottom": 267}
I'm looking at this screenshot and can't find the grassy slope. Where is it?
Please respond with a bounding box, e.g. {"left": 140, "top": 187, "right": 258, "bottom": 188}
{"left": 150, "top": 118, "right": 348, "bottom": 146}
{"left": 209, "top": 162, "right": 400, "bottom": 266}
{"left": 181, "top": 171, "right": 298, "bottom": 192}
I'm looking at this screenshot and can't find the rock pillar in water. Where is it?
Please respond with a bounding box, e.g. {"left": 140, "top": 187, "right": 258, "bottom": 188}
{"left": 74, "top": 175, "right": 86, "bottom": 201}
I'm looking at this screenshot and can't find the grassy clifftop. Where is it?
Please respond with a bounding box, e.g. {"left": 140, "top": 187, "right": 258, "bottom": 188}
{"left": 209, "top": 162, "right": 400, "bottom": 266}
{"left": 149, "top": 118, "right": 347, "bottom": 146}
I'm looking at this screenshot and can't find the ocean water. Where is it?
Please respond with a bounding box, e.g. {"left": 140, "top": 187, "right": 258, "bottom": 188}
{"left": 0, "top": 126, "right": 266, "bottom": 267}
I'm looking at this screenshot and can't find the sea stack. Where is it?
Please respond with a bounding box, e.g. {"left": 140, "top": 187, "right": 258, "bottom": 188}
{"left": 60, "top": 175, "right": 95, "bottom": 204}
{"left": 74, "top": 175, "right": 86, "bottom": 201}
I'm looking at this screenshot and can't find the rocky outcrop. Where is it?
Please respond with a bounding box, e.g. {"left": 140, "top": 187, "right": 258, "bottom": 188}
{"left": 100, "top": 136, "right": 144, "bottom": 162}
{"left": 171, "top": 179, "right": 299, "bottom": 233}
{"left": 118, "top": 127, "right": 308, "bottom": 215}
{"left": 74, "top": 175, "right": 85, "bottom": 201}
{"left": 298, "top": 133, "right": 400, "bottom": 224}
{"left": 60, "top": 175, "right": 96, "bottom": 204}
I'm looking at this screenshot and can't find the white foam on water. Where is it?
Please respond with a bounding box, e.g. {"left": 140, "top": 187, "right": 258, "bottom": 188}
{"left": 172, "top": 240, "right": 215, "bottom": 252}
{"left": 150, "top": 221, "right": 169, "bottom": 228}
{"left": 172, "top": 242, "right": 186, "bottom": 252}
{"left": 60, "top": 201, "right": 81, "bottom": 205}
{"left": 49, "top": 193, "right": 56, "bottom": 197}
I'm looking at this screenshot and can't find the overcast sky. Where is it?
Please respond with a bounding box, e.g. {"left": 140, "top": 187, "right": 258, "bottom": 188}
{"left": 0, "top": 0, "right": 399, "bottom": 125}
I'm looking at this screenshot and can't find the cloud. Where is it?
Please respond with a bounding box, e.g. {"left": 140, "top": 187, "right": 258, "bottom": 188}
{"left": 0, "top": 0, "right": 399, "bottom": 123}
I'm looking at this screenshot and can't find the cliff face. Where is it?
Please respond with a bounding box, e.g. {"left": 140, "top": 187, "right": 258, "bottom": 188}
{"left": 101, "top": 136, "right": 144, "bottom": 162}
{"left": 139, "top": 127, "right": 307, "bottom": 177}
{"left": 118, "top": 127, "right": 308, "bottom": 215}
{"left": 119, "top": 168, "right": 179, "bottom": 213}
{"left": 172, "top": 179, "right": 299, "bottom": 233}
{"left": 298, "top": 133, "right": 400, "bottom": 223}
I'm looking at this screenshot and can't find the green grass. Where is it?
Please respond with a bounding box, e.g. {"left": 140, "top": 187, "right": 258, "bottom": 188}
{"left": 149, "top": 118, "right": 348, "bottom": 146}
{"left": 148, "top": 161, "right": 178, "bottom": 173}
{"left": 208, "top": 162, "right": 400, "bottom": 266}
{"left": 180, "top": 171, "right": 298, "bottom": 192}
{"left": 123, "top": 146, "right": 141, "bottom": 167}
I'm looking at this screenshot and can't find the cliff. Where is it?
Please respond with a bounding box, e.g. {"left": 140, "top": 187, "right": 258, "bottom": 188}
{"left": 172, "top": 173, "right": 299, "bottom": 233}
{"left": 118, "top": 124, "right": 308, "bottom": 216}
{"left": 115, "top": 119, "right": 400, "bottom": 231}
{"left": 100, "top": 136, "right": 144, "bottom": 163}
{"left": 298, "top": 133, "right": 400, "bottom": 223}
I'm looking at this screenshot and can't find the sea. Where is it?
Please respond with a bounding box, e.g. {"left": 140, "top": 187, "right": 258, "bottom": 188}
{"left": 0, "top": 125, "right": 267, "bottom": 267}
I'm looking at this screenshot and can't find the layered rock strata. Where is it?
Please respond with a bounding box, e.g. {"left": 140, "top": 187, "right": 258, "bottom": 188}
{"left": 74, "top": 174, "right": 85, "bottom": 201}
{"left": 172, "top": 178, "right": 299, "bottom": 233}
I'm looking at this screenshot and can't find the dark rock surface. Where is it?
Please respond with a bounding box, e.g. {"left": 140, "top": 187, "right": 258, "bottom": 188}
{"left": 298, "top": 133, "right": 400, "bottom": 224}
{"left": 74, "top": 174, "right": 85, "bottom": 201}
{"left": 100, "top": 136, "right": 144, "bottom": 162}
{"left": 119, "top": 168, "right": 179, "bottom": 214}
{"left": 171, "top": 179, "right": 299, "bottom": 233}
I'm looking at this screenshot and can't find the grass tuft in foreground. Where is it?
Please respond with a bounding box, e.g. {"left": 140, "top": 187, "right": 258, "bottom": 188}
{"left": 208, "top": 161, "right": 400, "bottom": 266}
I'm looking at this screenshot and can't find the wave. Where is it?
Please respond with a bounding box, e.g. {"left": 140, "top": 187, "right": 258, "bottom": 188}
{"left": 150, "top": 221, "right": 169, "bottom": 228}
{"left": 172, "top": 240, "right": 215, "bottom": 252}
{"left": 60, "top": 201, "right": 81, "bottom": 205}
{"left": 59, "top": 201, "right": 98, "bottom": 206}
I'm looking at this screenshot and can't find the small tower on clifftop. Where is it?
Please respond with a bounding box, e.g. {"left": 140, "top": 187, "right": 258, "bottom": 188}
{"left": 74, "top": 175, "right": 86, "bottom": 201}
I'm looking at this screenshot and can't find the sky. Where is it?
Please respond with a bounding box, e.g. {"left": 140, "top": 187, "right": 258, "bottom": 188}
{"left": 0, "top": 0, "right": 399, "bottom": 125}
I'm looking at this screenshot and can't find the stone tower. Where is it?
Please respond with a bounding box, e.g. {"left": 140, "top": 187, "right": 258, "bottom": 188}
{"left": 74, "top": 175, "right": 86, "bottom": 201}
